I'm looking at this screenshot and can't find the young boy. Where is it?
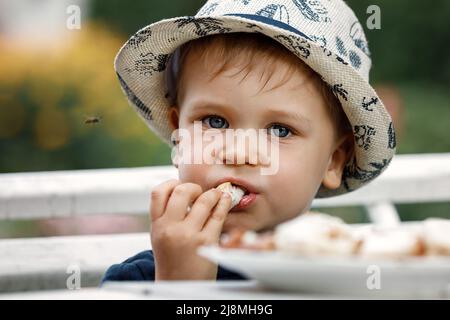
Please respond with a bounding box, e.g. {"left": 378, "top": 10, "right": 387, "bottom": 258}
{"left": 102, "top": 0, "right": 396, "bottom": 282}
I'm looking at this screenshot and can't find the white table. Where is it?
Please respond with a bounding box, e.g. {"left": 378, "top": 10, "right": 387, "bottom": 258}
{"left": 1, "top": 280, "right": 344, "bottom": 300}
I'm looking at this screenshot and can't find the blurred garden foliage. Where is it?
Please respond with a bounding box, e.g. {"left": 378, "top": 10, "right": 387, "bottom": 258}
{"left": 0, "top": 23, "right": 171, "bottom": 172}
{"left": 89, "top": 0, "right": 450, "bottom": 84}
{"left": 0, "top": 0, "right": 449, "bottom": 233}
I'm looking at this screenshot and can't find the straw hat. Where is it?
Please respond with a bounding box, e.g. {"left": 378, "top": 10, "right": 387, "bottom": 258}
{"left": 114, "top": 0, "right": 397, "bottom": 198}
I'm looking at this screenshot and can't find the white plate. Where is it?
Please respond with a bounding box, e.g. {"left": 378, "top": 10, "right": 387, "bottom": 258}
{"left": 198, "top": 245, "right": 450, "bottom": 298}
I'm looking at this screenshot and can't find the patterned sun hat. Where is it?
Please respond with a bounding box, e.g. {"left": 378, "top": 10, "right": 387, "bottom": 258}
{"left": 114, "top": 0, "right": 397, "bottom": 198}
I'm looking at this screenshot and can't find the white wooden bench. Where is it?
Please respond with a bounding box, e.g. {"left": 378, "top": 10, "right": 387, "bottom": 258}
{"left": 1, "top": 153, "right": 450, "bottom": 292}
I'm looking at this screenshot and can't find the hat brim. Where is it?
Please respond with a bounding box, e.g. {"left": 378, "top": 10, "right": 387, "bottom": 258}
{"left": 114, "top": 14, "right": 396, "bottom": 198}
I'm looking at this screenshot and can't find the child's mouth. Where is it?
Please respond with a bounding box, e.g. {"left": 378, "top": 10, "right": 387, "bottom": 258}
{"left": 216, "top": 181, "right": 257, "bottom": 211}
{"left": 229, "top": 183, "right": 258, "bottom": 212}
{"left": 231, "top": 192, "right": 257, "bottom": 212}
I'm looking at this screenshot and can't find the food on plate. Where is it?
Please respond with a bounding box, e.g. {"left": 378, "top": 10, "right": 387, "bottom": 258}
{"left": 219, "top": 212, "right": 450, "bottom": 259}
{"left": 423, "top": 218, "right": 450, "bottom": 255}
{"left": 273, "top": 213, "right": 358, "bottom": 256}
{"left": 216, "top": 182, "right": 246, "bottom": 208}
{"left": 357, "top": 228, "right": 425, "bottom": 259}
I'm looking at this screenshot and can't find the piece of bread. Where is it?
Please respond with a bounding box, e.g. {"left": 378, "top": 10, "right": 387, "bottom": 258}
{"left": 216, "top": 182, "right": 245, "bottom": 208}
{"left": 273, "top": 212, "right": 358, "bottom": 256}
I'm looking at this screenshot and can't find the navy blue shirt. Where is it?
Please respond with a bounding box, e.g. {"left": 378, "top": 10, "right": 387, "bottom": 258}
{"left": 101, "top": 250, "right": 248, "bottom": 284}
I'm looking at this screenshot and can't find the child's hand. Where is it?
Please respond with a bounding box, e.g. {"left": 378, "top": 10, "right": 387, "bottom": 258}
{"left": 149, "top": 179, "right": 232, "bottom": 280}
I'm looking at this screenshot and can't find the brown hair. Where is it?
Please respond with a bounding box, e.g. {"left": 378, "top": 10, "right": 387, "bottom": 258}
{"left": 167, "top": 32, "right": 352, "bottom": 140}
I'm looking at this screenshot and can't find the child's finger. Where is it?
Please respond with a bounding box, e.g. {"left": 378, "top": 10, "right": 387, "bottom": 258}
{"left": 164, "top": 183, "right": 203, "bottom": 221}
{"left": 150, "top": 179, "right": 180, "bottom": 221}
{"left": 185, "top": 188, "right": 223, "bottom": 230}
{"left": 201, "top": 192, "right": 232, "bottom": 239}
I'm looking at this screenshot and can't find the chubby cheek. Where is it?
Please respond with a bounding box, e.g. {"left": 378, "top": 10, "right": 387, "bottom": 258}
{"left": 262, "top": 147, "right": 325, "bottom": 224}
{"left": 176, "top": 127, "right": 217, "bottom": 188}
{"left": 177, "top": 163, "right": 209, "bottom": 187}
{"left": 265, "top": 165, "right": 312, "bottom": 224}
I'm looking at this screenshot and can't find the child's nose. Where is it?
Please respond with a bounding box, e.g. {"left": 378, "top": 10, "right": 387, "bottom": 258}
{"left": 213, "top": 141, "right": 271, "bottom": 166}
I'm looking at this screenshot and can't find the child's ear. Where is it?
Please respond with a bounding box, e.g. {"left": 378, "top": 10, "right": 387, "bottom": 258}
{"left": 168, "top": 106, "right": 180, "bottom": 169}
{"left": 321, "top": 132, "right": 354, "bottom": 190}
{"left": 168, "top": 106, "right": 180, "bottom": 130}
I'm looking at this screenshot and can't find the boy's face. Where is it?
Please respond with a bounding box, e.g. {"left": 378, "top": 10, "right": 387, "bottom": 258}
{"left": 169, "top": 50, "right": 351, "bottom": 232}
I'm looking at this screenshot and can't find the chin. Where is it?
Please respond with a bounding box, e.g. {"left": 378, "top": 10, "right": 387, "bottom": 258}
{"left": 222, "top": 213, "right": 262, "bottom": 233}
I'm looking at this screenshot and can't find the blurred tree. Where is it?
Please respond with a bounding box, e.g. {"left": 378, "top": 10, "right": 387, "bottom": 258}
{"left": 89, "top": 0, "right": 205, "bottom": 35}
{"left": 346, "top": 0, "right": 450, "bottom": 84}
{"left": 90, "top": 0, "right": 450, "bottom": 84}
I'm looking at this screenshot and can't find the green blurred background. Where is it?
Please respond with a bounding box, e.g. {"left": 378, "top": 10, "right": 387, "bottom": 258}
{"left": 0, "top": 0, "right": 449, "bottom": 237}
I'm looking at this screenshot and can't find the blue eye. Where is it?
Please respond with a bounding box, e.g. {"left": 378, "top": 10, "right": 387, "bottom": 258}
{"left": 268, "top": 124, "right": 291, "bottom": 138}
{"left": 202, "top": 116, "right": 229, "bottom": 129}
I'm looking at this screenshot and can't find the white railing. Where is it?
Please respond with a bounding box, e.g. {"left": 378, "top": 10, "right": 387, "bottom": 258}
{"left": 1, "top": 153, "right": 450, "bottom": 292}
